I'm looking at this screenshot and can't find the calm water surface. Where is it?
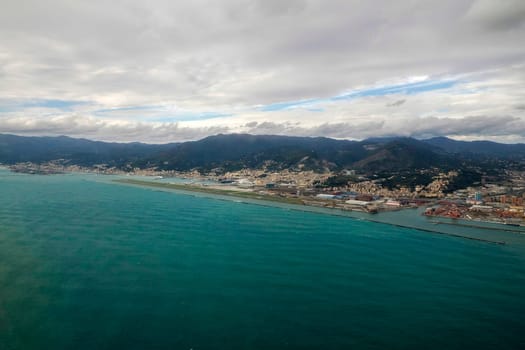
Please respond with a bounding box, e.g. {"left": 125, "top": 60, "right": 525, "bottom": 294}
{"left": 1, "top": 169, "right": 524, "bottom": 349}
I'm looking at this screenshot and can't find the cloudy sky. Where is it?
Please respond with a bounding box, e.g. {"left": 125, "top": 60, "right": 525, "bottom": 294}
{"left": 1, "top": 0, "right": 524, "bottom": 143}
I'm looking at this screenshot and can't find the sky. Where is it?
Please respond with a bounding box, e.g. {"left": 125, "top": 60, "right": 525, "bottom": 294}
{"left": 1, "top": 0, "right": 525, "bottom": 143}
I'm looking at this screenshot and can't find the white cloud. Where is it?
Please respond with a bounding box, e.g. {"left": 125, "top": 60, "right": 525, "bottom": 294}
{"left": 0, "top": 114, "right": 229, "bottom": 143}
{"left": 0, "top": 0, "right": 524, "bottom": 142}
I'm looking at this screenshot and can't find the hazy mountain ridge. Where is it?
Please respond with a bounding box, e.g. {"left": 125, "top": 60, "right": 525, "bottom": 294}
{"left": 0, "top": 134, "right": 173, "bottom": 167}
{"left": 1, "top": 133, "right": 524, "bottom": 173}
{"left": 424, "top": 136, "right": 525, "bottom": 159}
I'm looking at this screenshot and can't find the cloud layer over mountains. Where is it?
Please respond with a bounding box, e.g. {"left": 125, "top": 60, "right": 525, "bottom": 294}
{"left": 1, "top": 0, "right": 524, "bottom": 142}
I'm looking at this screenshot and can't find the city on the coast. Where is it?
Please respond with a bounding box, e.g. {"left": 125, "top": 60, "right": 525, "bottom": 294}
{"left": 8, "top": 160, "right": 525, "bottom": 227}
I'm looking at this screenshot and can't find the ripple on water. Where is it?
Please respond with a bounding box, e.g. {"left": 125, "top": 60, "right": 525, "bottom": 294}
{"left": 1, "top": 171, "right": 525, "bottom": 349}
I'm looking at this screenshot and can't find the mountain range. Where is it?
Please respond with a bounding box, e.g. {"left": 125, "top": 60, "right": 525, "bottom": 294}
{"left": 1, "top": 133, "right": 524, "bottom": 173}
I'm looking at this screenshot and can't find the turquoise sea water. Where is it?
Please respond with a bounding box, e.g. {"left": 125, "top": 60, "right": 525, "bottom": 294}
{"left": 1, "top": 169, "right": 525, "bottom": 349}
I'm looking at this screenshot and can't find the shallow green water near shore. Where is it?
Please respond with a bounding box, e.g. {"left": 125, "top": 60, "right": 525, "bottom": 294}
{"left": 1, "top": 169, "right": 525, "bottom": 349}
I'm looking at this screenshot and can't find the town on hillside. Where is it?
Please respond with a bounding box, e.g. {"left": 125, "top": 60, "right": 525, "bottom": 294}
{"left": 7, "top": 161, "right": 525, "bottom": 226}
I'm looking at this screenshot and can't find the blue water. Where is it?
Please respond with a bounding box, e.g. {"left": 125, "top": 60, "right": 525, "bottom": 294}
{"left": 1, "top": 169, "right": 525, "bottom": 349}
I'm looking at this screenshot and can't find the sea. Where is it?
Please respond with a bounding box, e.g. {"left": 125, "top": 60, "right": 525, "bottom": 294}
{"left": 1, "top": 168, "right": 525, "bottom": 349}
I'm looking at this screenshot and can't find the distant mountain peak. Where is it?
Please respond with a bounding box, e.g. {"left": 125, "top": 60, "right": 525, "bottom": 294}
{"left": 1, "top": 133, "right": 525, "bottom": 172}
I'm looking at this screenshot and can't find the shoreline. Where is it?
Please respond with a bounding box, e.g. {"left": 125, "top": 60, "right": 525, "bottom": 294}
{"left": 114, "top": 178, "right": 511, "bottom": 245}
{"left": 0, "top": 169, "right": 518, "bottom": 245}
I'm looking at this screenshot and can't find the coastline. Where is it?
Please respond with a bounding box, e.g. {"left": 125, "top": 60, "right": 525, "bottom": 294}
{"left": 1, "top": 169, "right": 520, "bottom": 245}
{"left": 113, "top": 178, "right": 521, "bottom": 245}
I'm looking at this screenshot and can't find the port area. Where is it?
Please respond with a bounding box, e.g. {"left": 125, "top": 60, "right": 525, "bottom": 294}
{"left": 423, "top": 200, "right": 525, "bottom": 228}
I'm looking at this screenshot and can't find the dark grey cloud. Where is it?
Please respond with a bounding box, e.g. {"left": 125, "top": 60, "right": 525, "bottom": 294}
{"left": 464, "top": 0, "right": 525, "bottom": 31}
{"left": 387, "top": 99, "right": 406, "bottom": 107}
